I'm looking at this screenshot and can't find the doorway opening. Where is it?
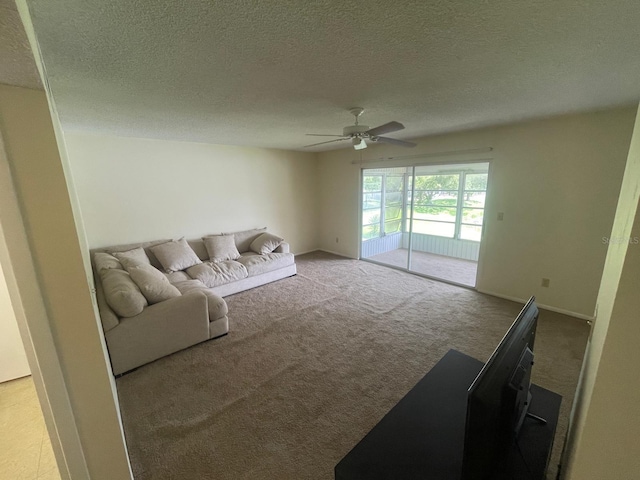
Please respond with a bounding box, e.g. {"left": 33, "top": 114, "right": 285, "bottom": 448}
{"left": 360, "top": 162, "right": 489, "bottom": 287}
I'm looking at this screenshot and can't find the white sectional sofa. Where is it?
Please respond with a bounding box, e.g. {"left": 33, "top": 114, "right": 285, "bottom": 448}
{"left": 92, "top": 228, "right": 295, "bottom": 375}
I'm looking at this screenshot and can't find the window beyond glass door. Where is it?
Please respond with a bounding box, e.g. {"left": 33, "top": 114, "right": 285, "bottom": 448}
{"left": 460, "top": 173, "right": 487, "bottom": 241}
{"left": 362, "top": 166, "right": 488, "bottom": 244}
{"left": 362, "top": 175, "right": 383, "bottom": 240}
{"left": 410, "top": 174, "right": 459, "bottom": 238}
{"left": 362, "top": 170, "right": 406, "bottom": 240}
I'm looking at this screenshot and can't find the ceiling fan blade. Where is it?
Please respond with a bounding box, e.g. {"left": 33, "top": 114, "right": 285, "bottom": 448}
{"left": 305, "top": 134, "right": 345, "bottom": 137}
{"left": 366, "top": 121, "right": 405, "bottom": 137}
{"left": 373, "top": 136, "right": 417, "bottom": 148}
{"left": 303, "top": 138, "right": 349, "bottom": 148}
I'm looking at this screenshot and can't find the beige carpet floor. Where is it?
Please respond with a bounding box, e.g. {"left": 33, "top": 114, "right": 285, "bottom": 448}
{"left": 116, "top": 251, "right": 589, "bottom": 480}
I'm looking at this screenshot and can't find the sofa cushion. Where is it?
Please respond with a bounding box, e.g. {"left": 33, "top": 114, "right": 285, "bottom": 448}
{"left": 249, "top": 232, "right": 284, "bottom": 255}
{"left": 171, "top": 279, "right": 208, "bottom": 295}
{"left": 100, "top": 268, "right": 148, "bottom": 317}
{"left": 203, "top": 235, "right": 241, "bottom": 263}
{"left": 113, "top": 247, "right": 151, "bottom": 266}
{"left": 94, "top": 252, "right": 123, "bottom": 271}
{"left": 151, "top": 238, "right": 202, "bottom": 273}
{"left": 237, "top": 252, "right": 295, "bottom": 276}
{"left": 225, "top": 227, "right": 266, "bottom": 253}
{"left": 187, "top": 239, "right": 210, "bottom": 262}
{"left": 94, "top": 277, "right": 120, "bottom": 332}
{"left": 125, "top": 263, "right": 182, "bottom": 304}
{"left": 165, "top": 271, "right": 191, "bottom": 284}
{"left": 99, "top": 239, "right": 169, "bottom": 270}
{"left": 186, "top": 261, "right": 248, "bottom": 288}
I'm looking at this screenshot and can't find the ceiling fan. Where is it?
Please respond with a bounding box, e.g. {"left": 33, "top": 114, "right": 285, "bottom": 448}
{"left": 304, "top": 107, "right": 417, "bottom": 150}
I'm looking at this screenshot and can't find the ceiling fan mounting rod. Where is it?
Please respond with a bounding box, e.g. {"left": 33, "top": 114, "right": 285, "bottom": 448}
{"left": 349, "top": 107, "right": 365, "bottom": 125}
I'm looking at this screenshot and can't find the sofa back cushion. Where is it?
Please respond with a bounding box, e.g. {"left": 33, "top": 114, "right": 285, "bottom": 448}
{"left": 94, "top": 251, "right": 123, "bottom": 271}
{"left": 225, "top": 227, "right": 267, "bottom": 253}
{"left": 100, "top": 268, "right": 148, "bottom": 317}
{"left": 113, "top": 247, "right": 151, "bottom": 266}
{"left": 124, "top": 262, "right": 182, "bottom": 304}
{"left": 187, "top": 239, "right": 210, "bottom": 262}
{"left": 91, "top": 239, "right": 170, "bottom": 270}
{"left": 203, "top": 235, "right": 241, "bottom": 262}
{"left": 249, "top": 232, "right": 284, "bottom": 255}
{"left": 150, "top": 238, "right": 202, "bottom": 273}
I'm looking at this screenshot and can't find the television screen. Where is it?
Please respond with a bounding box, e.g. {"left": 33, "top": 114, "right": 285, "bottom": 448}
{"left": 461, "top": 296, "right": 539, "bottom": 480}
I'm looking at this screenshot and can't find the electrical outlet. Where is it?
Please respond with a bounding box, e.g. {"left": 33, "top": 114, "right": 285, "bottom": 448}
{"left": 335, "top": 237, "right": 339, "bottom": 243}
{"left": 497, "top": 212, "right": 504, "bottom": 221}
{"left": 541, "top": 278, "right": 550, "bottom": 288}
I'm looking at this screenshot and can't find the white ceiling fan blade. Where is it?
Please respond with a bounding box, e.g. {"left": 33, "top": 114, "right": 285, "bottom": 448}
{"left": 366, "top": 121, "right": 405, "bottom": 137}
{"left": 373, "top": 136, "right": 416, "bottom": 148}
{"left": 303, "top": 138, "right": 349, "bottom": 148}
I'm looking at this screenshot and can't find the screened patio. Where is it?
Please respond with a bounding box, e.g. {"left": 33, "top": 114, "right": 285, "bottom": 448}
{"left": 360, "top": 163, "right": 489, "bottom": 287}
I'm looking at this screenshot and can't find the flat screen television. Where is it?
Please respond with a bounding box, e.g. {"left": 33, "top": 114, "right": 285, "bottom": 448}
{"left": 461, "top": 296, "right": 540, "bottom": 480}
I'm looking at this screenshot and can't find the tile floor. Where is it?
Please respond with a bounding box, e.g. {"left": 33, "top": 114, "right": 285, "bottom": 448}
{"left": 0, "top": 376, "right": 61, "bottom": 480}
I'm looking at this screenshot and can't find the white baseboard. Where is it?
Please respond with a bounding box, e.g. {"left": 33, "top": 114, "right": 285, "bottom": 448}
{"left": 293, "top": 249, "right": 319, "bottom": 256}
{"left": 476, "top": 289, "right": 594, "bottom": 322}
{"left": 293, "top": 249, "right": 355, "bottom": 259}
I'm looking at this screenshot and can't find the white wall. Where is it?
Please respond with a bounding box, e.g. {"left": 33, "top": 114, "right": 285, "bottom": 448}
{"left": 563, "top": 105, "right": 640, "bottom": 479}
{"left": 64, "top": 132, "right": 319, "bottom": 252}
{"left": 318, "top": 107, "right": 636, "bottom": 318}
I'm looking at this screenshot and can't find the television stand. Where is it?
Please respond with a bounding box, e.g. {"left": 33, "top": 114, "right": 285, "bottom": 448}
{"left": 335, "top": 350, "right": 562, "bottom": 480}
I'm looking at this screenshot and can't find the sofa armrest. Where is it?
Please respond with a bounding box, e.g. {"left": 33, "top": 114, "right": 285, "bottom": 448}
{"left": 274, "top": 242, "right": 290, "bottom": 254}
{"left": 201, "top": 289, "right": 228, "bottom": 319}
{"left": 105, "top": 291, "right": 211, "bottom": 375}
{"left": 125, "top": 290, "right": 209, "bottom": 326}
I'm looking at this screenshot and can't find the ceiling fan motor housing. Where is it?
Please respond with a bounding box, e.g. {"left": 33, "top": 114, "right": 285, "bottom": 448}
{"left": 343, "top": 124, "right": 370, "bottom": 137}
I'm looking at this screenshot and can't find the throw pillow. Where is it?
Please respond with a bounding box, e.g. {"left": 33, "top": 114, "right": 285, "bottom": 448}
{"left": 225, "top": 227, "right": 267, "bottom": 253}
{"left": 113, "top": 247, "right": 151, "bottom": 266}
{"left": 249, "top": 232, "right": 284, "bottom": 255}
{"left": 125, "top": 263, "right": 181, "bottom": 304}
{"left": 117, "top": 255, "right": 145, "bottom": 270}
{"left": 94, "top": 252, "right": 122, "bottom": 271}
{"left": 203, "top": 235, "right": 241, "bottom": 263}
{"left": 150, "top": 237, "right": 202, "bottom": 273}
{"left": 99, "top": 268, "right": 148, "bottom": 317}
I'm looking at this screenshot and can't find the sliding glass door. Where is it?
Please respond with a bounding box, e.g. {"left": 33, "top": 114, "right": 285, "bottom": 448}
{"left": 361, "top": 167, "right": 411, "bottom": 269}
{"left": 361, "top": 163, "right": 489, "bottom": 287}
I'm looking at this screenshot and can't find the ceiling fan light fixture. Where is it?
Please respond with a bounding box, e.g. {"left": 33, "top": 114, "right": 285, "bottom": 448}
{"left": 353, "top": 138, "right": 367, "bottom": 150}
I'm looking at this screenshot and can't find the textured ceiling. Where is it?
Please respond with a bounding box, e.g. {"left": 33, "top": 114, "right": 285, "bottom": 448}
{"left": 0, "top": 0, "right": 42, "bottom": 90}
{"left": 23, "top": 0, "right": 640, "bottom": 151}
